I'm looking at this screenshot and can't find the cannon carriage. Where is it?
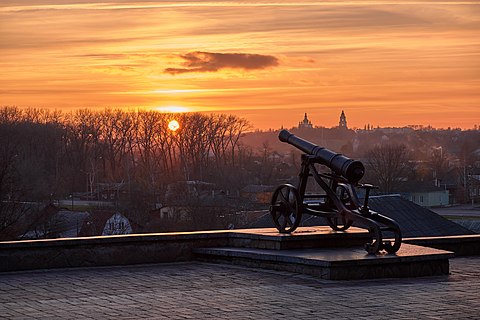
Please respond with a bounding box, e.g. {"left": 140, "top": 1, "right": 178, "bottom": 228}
{"left": 269, "top": 130, "right": 402, "bottom": 254}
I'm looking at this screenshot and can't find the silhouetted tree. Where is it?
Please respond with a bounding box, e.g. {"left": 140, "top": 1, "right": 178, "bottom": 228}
{"left": 0, "top": 122, "right": 28, "bottom": 239}
{"left": 365, "top": 144, "right": 410, "bottom": 193}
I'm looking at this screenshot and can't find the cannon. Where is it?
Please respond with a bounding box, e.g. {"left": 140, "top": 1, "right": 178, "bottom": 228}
{"left": 269, "top": 130, "right": 402, "bottom": 254}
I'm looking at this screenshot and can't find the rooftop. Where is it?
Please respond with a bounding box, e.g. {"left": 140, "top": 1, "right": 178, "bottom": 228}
{"left": 1, "top": 257, "right": 479, "bottom": 319}
{"left": 249, "top": 195, "right": 476, "bottom": 238}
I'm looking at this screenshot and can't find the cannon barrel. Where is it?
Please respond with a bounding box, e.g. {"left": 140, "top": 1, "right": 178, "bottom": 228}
{"left": 279, "top": 129, "right": 365, "bottom": 183}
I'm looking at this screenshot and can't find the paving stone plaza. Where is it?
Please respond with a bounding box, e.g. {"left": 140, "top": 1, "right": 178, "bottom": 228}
{"left": 1, "top": 257, "right": 479, "bottom": 319}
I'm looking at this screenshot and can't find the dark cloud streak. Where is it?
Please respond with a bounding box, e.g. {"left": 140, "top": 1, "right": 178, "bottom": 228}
{"left": 165, "top": 51, "right": 279, "bottom": 74}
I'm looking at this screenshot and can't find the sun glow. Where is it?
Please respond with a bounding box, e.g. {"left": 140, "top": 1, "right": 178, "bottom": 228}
{"left": 1, "top": 1, "right": 479, "bottom": 129}
{"left": 168, "top": 120, "right": 180, "bottom": 131}
{"left": 155, "top": 106, "right": 189, "bottom": 113}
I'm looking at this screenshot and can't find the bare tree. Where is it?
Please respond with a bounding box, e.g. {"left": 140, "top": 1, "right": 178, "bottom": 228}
{"left": 154, "top": 113, "right": 177, "bottom": 176}
{"left": 430, "top": 146, "right": 449, "bottom": 184}
{"left": 227, "top": 116, "right": 250, "bottom": 167}
{"left": 175, "top": 113, "right": 212, "bottom": 180}
{"left": 64, "top": 109, "right": 102, "bottom": 192}
{"left": 365, "top": 144, "right": 410, "bottom": 193}
{"left": 0, "top": 122, "right": 28, "bottom": 239}
{"left": 208, "top": 114, "right": 230, "bottom": 168}
{"left": 99, "top": 109, "right": 136, "bottom": 181}
{"left": 135, "top": 110, "right": 162, "bottom": 173}
{"left": 0, "top": 106, "right": 23, "bottom": 124}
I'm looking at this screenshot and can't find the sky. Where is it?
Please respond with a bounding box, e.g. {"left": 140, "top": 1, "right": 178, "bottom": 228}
{"left": 1, "top": 0, "right": 479, "bottom": 130}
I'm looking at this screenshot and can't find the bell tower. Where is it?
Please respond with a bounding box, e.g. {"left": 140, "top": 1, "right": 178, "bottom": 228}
{"left": 339, "top": 110, "right": 347, "bottom": 129}
{"left": 298, "top": 113, "right": 313, "bottom": 129}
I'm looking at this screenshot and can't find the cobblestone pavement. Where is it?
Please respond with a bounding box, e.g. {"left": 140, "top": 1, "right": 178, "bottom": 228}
{"left": 1, "top": 257, "right": 479, "bottom": 319}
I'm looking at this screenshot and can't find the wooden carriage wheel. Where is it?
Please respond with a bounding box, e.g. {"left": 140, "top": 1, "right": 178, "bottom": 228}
{"left": 270, "top": 184, "right": 302, "bottom": 233}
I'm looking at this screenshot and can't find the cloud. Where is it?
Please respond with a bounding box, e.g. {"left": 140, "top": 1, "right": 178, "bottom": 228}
{"left": 164, "top": 51, "right": 279, "bottom": 74}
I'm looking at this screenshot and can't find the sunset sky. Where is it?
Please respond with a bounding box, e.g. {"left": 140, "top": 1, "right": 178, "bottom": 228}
{"left": 1, "top": 1, "right": 479, "bottom": 129}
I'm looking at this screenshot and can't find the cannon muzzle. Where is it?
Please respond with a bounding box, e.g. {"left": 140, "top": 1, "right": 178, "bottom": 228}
{"left": 279, "top": 129, "right": 364, "bottom": 183}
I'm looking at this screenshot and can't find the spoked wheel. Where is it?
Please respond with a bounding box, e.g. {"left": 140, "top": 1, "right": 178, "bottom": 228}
{"left": 270, "top": 184, "right": 302, "bottom": 233}
{"left": 326, "top": 213, "right": 353, "bottom": 231}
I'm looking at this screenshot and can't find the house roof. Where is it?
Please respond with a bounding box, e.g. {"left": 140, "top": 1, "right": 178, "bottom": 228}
{"left": 393, "top": 181, "right": 447, "bottom": 193}
{"left": 248, "top": 195, "right": 474, "bottom": 238}
{"left": 54, "top": 211, "right": 90, "bottom": 238}
{"left": 7, "top": 203, "right": 60, "bottom": 240}
{"left": 78, "top": 210, "right": 129, "bottom": 237}
{"left": 241, "top": 185, "right": 276, "bottom": 193}
{"left": 368, "top": 195, "right": 474, "bottom": 237}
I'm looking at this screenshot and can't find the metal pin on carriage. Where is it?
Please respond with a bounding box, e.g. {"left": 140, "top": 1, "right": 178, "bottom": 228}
{"left": 269, "top": 130, "right": 402, "bottom": 254}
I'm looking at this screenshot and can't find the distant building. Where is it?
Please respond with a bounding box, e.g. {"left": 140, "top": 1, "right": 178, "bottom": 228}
{"left": 339, "top": 110, "right": 348, "bottom": 129}
{"left": 394, "top": 181, "right": 450, "bottom": 207}
{"left": 165, "top": 180, "right": 217, "bottom": 205}
{"left": 374, "top": 127, "right": 414, "bottom": 134}
{"left": 467, "top": 174, "right": 480, "bottom": 204}
{"left": 240, "top": 185, "right": 276, "bottom": 204}
{"left": 298, "top": 113, "right": 313, "bottom": 129}
{"left": 79, "top": 211, "right": 133, "bottom": 236}
{"left": 409, "top": 188, "right": 450, "bottom": 207}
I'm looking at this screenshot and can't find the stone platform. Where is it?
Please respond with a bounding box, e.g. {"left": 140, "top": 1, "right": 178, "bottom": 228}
{"left": 194, "top": 227, "right": 455, "bottom": 280}
{"left": 228, "top": 226, "right": 372, "bottom": 250}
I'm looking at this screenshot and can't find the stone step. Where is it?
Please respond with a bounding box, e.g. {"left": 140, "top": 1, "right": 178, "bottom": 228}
{"left": 227, "top": 226, "right": 372, "bottom": 250}
{"left": 194, "top": 244, "right": 454, "bottom": 280}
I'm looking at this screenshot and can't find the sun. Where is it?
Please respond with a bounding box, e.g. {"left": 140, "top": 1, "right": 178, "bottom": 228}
{"left": 168, "top": 120, "right": 180, "bottom": 131}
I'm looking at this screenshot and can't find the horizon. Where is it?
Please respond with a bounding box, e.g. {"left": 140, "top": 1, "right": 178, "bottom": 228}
{"left": 1, "top": 1, "right": 479, "bottom": 130}
{"left": 2, "top": 105, "right": 477, "bottom": 131}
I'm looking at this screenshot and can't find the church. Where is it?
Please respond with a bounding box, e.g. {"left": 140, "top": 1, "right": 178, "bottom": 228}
{"left": 298, "top": 113, "right": 313, "bottom": 129}
{"left": 339, "top": 110, "right": 348, "bottom": 130}
{"left": 298, "top": 111, "right": 348, "bottom": 129}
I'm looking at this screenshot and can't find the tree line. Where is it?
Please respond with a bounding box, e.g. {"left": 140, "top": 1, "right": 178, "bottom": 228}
{"left": 0, "top": 107, "right": 253, "bottom": 205}
{"left": 1, "top": 106, "right": 478, "bottom": 240}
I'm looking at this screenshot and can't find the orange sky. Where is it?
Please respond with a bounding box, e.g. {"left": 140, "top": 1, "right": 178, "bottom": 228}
{"left": 1, "top": 1, "right": 479, "bottom": 129}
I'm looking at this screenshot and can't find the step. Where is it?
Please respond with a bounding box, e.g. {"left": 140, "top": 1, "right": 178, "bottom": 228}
{"left": 194, "top": 244, "right": 454, "bottom": 280}
{"left": 227, "top": 226, "right": 372, "bottom": 250}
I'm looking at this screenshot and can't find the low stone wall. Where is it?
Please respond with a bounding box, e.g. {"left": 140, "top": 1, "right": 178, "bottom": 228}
{"left": 404, "top": 234, "right": 480, "bottom": 256}
{"left": 1, "top": 230, "right": 480, "bottom": 273}
{"left": 0, "top": 230, "right": 230, "bottom": 272}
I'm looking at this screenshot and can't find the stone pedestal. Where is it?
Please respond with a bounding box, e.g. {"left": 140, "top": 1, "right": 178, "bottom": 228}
{"left": 195, "top": 227, "right": 454, "bottom": 280}
{"left": 228, "top": 226, "right": 371, "bottom": 250}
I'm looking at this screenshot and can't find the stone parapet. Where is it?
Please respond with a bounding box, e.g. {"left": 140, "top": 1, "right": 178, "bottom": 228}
{"left": 1, "top": 228, "right": 479, "bottom": 273}
{"left": 404, "top": 234, "right": 480, "bottom": 256}
{"left": 0, "top": 230, "right": 230, "bottom": 272}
